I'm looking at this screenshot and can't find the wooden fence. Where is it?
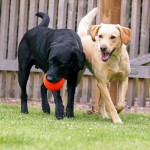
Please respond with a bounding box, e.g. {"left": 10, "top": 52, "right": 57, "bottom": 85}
{"left": 0, "top": 0, "right": 150, "bottom": 109}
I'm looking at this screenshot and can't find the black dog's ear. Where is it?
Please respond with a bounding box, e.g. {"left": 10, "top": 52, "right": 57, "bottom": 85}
{"left": 73, "top": 48, "right": 85, "bottom": 70}
{"left": 50, "top": 42, "right": 58, "bottom": 48}
{"left": 48, "top": 42, "right": 59, "bottom": 55}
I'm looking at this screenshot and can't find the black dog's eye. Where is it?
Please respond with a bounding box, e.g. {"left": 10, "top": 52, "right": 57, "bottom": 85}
{"left": 57, "top": 62, "right": 65, "bottom": 68}
{"left": 49, "top": 60, "right": 53, "bottom": 65}
{"left": 60, "top": 64, "right": 65, "bottom": 67}
{"left": 58, "top": 62, "right": 65, "bottom": 68}
{"left": 99, "top": 35, "right": 103, "bottom": 38}
{"left": 110, "top": 35, "right": 116, "bottom": 39}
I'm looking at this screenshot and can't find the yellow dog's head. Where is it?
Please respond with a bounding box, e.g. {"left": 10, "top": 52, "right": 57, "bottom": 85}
{"left": 89, "top": 24, "right": 131, "bottom": 61}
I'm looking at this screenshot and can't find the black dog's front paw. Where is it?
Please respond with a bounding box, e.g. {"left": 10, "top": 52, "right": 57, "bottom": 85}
{"left": 21, "top": 110, "right": 28, "bottom": 114}
{"left": 55, "top": 106, "right": 64, "bottom": 119}
{"left": 21, "top": 105, "right": 28, "bottom": 114}
{"left": 66, "top": 108, "right": 74, "bottom": 118}
{"left": 42, "top": 103, "right": 50, "bottom": 114}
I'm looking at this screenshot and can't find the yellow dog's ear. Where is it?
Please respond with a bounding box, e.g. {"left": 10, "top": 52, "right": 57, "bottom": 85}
{"left": 89, "top": 25, "right": 100, "bottom": 42}
{"left": 116, "top": 24, "right": 131, "bottom": 45}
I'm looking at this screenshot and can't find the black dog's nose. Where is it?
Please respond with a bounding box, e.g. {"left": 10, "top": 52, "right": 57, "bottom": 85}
{"left": 46, "top": 75, "right": 53, "bottom": 82}
{"left": 100, "top": 45, "right": 107, "bottom": 52}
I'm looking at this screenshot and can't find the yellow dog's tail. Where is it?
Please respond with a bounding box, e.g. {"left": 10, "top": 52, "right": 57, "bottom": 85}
{"left": 77, "top": 7, "right": 98, "bottom": 38}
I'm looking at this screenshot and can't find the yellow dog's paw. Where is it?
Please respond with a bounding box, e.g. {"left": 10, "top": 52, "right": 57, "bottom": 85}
{"left": 116, "top": 104, "right": 125, "bottom": 113}
{"left": 100, "top": 111, "right": 109, "bottom": 119}
{"left": 113, "top": 118, "right": 123, "bottom": 124}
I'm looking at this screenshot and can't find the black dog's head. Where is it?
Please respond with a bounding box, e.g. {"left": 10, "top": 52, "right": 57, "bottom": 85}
{"left": 46, "top": 42, "right": 85, "bottom": 83}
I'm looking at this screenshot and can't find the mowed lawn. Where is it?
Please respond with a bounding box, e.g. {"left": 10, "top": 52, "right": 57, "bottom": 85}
{"left": 0, "top": 103, "right": 150, "bottom": 150}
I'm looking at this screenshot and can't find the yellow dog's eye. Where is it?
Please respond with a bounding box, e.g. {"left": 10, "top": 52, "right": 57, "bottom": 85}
{"left": 110, "top": 36, "right": 116, "bottom": 39}
{"left": 99, "top": 35, "right": 103, "bottom": 38}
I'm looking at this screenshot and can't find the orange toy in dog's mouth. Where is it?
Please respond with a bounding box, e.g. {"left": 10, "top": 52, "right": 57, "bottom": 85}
{"left": 43, "top": 74, "right": 65, "bottom": 91}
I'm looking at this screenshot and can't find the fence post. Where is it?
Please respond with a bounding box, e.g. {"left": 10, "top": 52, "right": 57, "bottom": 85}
{"left": 137, "top": 0, "right": 150, "bottom": 107}
{"left": 127, "top": 0, "right": 141, "bottom": 107}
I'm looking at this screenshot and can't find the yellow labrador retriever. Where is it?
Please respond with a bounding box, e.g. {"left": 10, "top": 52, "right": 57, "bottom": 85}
{"left": 78, "top": 8, "right": 131, "bottom": 123}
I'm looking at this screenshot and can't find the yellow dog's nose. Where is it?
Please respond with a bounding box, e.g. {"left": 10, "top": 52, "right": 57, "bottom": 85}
{"left": 100, "top": 45, "right": 107, "bottom": 51}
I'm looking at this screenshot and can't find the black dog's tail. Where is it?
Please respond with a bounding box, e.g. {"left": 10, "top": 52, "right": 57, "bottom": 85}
{"left": 36, "top": 12, "right": 50, "bottom": 27}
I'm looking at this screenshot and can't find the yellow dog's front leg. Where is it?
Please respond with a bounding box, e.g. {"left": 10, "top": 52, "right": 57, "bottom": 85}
{"left": 116, "top": 77, "right": 128, "bottom": 113}
{"left": 97, "top": 82, "right": 123, "bottom": 124}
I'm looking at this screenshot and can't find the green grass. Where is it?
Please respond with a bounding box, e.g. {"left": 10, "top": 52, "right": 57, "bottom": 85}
{"left": 0, "top": 103, "right": 150, "bottom": 150}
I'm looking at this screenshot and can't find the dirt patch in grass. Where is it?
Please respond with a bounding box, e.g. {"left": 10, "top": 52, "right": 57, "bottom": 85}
{"left": 0, "top": 97, "right": 150, "bottom": 114}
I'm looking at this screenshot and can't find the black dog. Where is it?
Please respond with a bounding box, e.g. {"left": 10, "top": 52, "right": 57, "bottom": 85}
{"left": 18, "top": 12, "right": 85, "bottom": 119}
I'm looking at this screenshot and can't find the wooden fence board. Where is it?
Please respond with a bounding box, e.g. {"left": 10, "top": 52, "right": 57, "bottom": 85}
{"left": 0, "top": 0, "right": 10, "bottom": 97}
{"left": 96, "top": 0, "right": 100, "bottom": 24}
{"left": 17, "top": 0, "right": 28, "bottom": 47}
{"left": 0, "top": 0, "right": 1, "bottom": 19}
{"left": 91, "top": 78, "right": 97, "bottom": 103}
{"left": 5, "top": 72, "right": 13, "bottom": 97}
{"left": 28, "top": 0, "right": 38, "bottom": 29}
{"left": 67, "top": 0, "right": 77, "bottom": 30}
{"left": 137, "top": 0, "right": 149, "bottom": 106}
{"left": 87, "top": 76, "right": 92, "bottom": 102}
{"left": 127, "top": 0, "right": 141, "bottom": 107}
{"left": 130, "top": 54, "right": 150, "bottom": 66}
{"left": 57, "top": 0, "right": 67, "bottom": 29}
{"left": 137, "top": 79, "right": 147, "bottom": 107}
{"left": 0, "top": 72, "right": 5, "bottom": 97}
{"left": 139, "top": 0, "right": 150, "bottom": 55}
{"left": 77, "top": 79, "right": 83, "bottom": 102}
{"left": 81, "top": 76, "right": 89, "bottom": 102}
{"left": 48, "top": 0, "right": 58, "bottom": 29}
{"left": 1, "top": 59, "right": 150, "bottom": 78}
{"left": 27, "top": 75, "right": 33, "bottom": 99}
{"left": 88, "top": 0, "right": 97, "bottom": 12}
{"left": 7, "top": 0, "right": 18, "bottom": 59}
{"left": 130, "top": 0, "right": 141, "bottom": 59}
{"left": 0, "top": 60, "right": 42, "bottom": 72}
{"left": 14, "top": 72, "right": 20, "bottom": 98}
{"left": 5, "top": 71, "right": 13, "bottom": 97}
{"left": 6, "top": 0, "right": 19, "bottom": 97}
{"left": 120, "top": 0, "right": 130, "bottom": 27}
{"left": 129, "top": 66, "right": 150, "bottom": 79}
{"left": 33, "top": 73, "right": 42, "bottom": 99}
{"left": 0, "top": 0, "right": 10, "bottom": 59}
{"left": 87, "top": 0, "right": 97, "bottom": 25}
{"left": 77, "top": 0, "right": 87, "bottom": 29}
{"left": 47, "top": 90, "right": 53, "bottom": 102}
{"left": 75, "top": 81, "right": 82, "bottom": 102}
{"left": 126, "top": 79, "right": 136, "bottom": 107}
{"left": 39, "top": 0, "right": 47, "bottom": 13}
